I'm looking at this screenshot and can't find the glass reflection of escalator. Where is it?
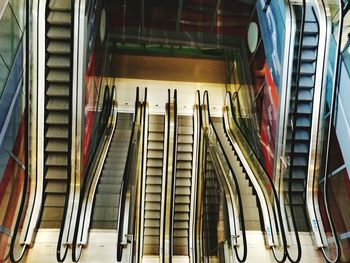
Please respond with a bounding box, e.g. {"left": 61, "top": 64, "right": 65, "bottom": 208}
{"left": 142, "top": 114, "right": 165, "bottom": 256}
{"left": 41, "top": 0, "right": 72, "bottom": 228}
{"left": 91, "top": 113, "right": 133, "bottom": 229}
{"left": 173, "top": 116, "right": 194, "bottom": 256}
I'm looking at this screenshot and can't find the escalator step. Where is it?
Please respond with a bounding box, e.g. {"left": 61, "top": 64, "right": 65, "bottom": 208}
{"left": 94, "top": 194, "right": 120, "bottom": 206}
{"left": 294, "top": 143, "right": 308, "bottom": 153}
{"left": 46, "top": 98, "right": 69, "bottom": 110}
{"left": 145, "top": 193, "right": 161, "bottom": 202}
{"left": 144, "top": 219, "right": 160, "bottom": 227}
{"left": 146, "top": 185, "right": 162, "bottom": 194}
{"left": 93, "top": 207, "right": 118, "bottom": 221}
{"left": 177, "top": 144, "right": 192, "bottom": 152}
{"left": 91, "top": 221, "right": 117, "bottom": 229}
{"left": 145, "top": 202, "right": 161, "bottom": 211}
{"left": 47, "top": 84, "right": 69, "bottom": 97}
{"left": 298, "top": 89, "right": 313, "bottom": 101}
{"left": 175, "top": 178, "right": 191, "bottom": 187}
{"left": 147, "top": 151, "right": 163, "bottom": 159}
{"left": 98, "top": 184, "right": 121, "bottom": 194}
{"left": 293, "top": 156, "right": 308, "bottom": 166}
{"left": 296, "top": 116, "right": 311, "bottom": 127}
{"left": 46, "top": 126, "right": 68, "bottom": 139}
{"left": 146, "top": 176, "right": 162, "bottom": 185}
{"left": 176, "top": 170, "right": 191, "bottom": 178}
{"left": 46, "top": 167, "right": 67, "bottom": 179}
{"left": 302, "top": 35, "right": 318, "bottom": 47}
{"left": 46, "top": 112, "right": 69, "bottom": 125}
{"left": 174, "top": 221, "right": 189, "bottom": 229}
{"left": 47, "top": 41, "right": 71, "bottom": 54}
{"left": 99, "top": 176, "right": 123, "bottom": 185}
{"left": 41, "top": 207, "right": 64, "bottom": 222}
{"left": 47, "top": 69, "right": 70, "bottom": 83}
{"left": 147, "top": 159, "right": 163, "bottom": 168}
{"left": 146, "top": 167, "right": 162, "bottom": 176}
{"left": 300, "top": 63, "right": 315, "bottom": 75}
{"left": 45, "top": 194, "right": 65, "bottom": 206}
{"left": 145, "top": 211, "right": 161, "bottom": 219}
{"left": 175, "top": 196, "right": 190, "bottom": 204}
{"left": 45, "top": 153, "right": 68, "bottom": 166}
{"left": 301, "top": 49, "right": 316, "bottom": 62}
{"left": 148, "top": 141, "right": 164, "bottom": 150}
{"left": 47, "top": 26, "right": 71, "bottom": 40}
{"left": 47, "top": 55, "right": 70, "bottom": 68}
{"left": 174, "top": 213, "right": 189, "bottom": 221}
{"left": 47, "top": 11, "right": 71, "bottom": 25}
{"left": 174, "top": 204, "right": 190, "bottom": 212}
{"left": 149, "top": 124, "right": 164, "bottom": 132}
{"left": 49, "top": 0, "right": 71, "bottom": 11}
{"left": 295, "top": 130, "right": 310, "bottom": 140}
{"left": 176, "top": 162, "right": 191, "bottom": 170}
{"left": 148, "top": 132, "right": 164, "bottom": 141}
{"left": 303, "top": 22, "right": 318, "bottom": 35}
{"left": 45, "top": 182, "right": 67, "bottom": 193}
{"left": 178, "top": 126, "right": 193, "bottom": 134}
{"left": 299, "top": 76, "right": 314, "bottom": 88}
{"left": 173, "top": 229, "right": 188, "bottom": 237}
{"left": 177, "top": 152, "right": 192, "bottom": 161}
{"left": 175, "top": 187, "right": 190, "bottom": 195}
{"left": 177, "top": 135, "right": 193, "bottom": 144}
{"left": 296, "top": 101, "right": 312, "bottom": 114}
{"left": 149, "top": 115, "right": 164, "bottom": 123}
{"left": 46, "top": 139, "right": 68, "bottom": 152}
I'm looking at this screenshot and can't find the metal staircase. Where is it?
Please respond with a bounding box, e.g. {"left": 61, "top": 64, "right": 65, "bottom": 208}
{"left": 173, "top": 116, "right": 194, "bottom": 256}
{"left": 143, "top": 114, "right": 165, "bottom": 255}
{"left": 287, "top": 5, "right": 319, "bottom": 231}
{"left": 41, "top": 0, "right": 72, "bottom": 228}
{"left": 91, "top": 113, "right": 133, "bottom": 229}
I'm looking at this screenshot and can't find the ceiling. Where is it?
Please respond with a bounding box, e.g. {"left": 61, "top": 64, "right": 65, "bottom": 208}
{"left": 104, "top": 0, "right": 256, "bottom": 48}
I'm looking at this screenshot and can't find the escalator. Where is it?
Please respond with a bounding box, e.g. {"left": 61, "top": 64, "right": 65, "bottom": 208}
{"left": 173, "top": 116, "right": 194, "bottom": 257}
{"left": 288, "top": 5, "right": 319, "bottom": 231}
{"left": 91, "top": 113, "right": 133, "bottom": 229}
{"left": 142, "top": 114, "right": 165, "bottom": 256}
{"left": 211, "top": 118, "right": 261, "bottom": 231}
{"left": 41, "top": 0, "right": 72, "bottom": 228}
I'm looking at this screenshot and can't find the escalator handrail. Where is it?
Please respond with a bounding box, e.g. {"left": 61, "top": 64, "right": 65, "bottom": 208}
{"left": 71, "top": 85, "right": 115, "bottom": 262}
{"left": 283, "top": 1, "right": 306, "bottom": 262}
{"left": 169, "top": 89, "right": 178, "bottom": 259}
{"left": 201, "top": 90, "right": 247, "bottom": 262}
{"left": 319, "top": 1, "right": 344, "bottom": 262}
{"left": 137, "top": 87, "right": 148, "bottom": 261}
{"left": 225, "top": 91, "right": 288, "bottom": 262}
{"left": 193, "top": 90, "right": 202, "bottom": 263}
{"left": 116, "top": 87, "right": 140, "bottom": 261}
{"left": 9, "top": 0, "right": 30, "bottom": 258}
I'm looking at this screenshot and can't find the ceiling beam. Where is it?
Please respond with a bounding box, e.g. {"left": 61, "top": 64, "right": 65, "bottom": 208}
{"left": 210, "top": 0, "right": 221, "bottom": 33}
{"left": 176, "top": 0, "right": 184, "bottom": 31}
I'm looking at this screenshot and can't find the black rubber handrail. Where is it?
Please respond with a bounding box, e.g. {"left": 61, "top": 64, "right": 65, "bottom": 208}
{"left": 71, "top": 85, "right": 114, "bottom": 262}
{"left": 161, "top": 89, "right": 171, "bottom": 260}
{"left": 169, "top": 89, "right": 178, "bottom": 259}
{"left": 226, "top": 91, "right": 288, "bottom": 262}
{"left": 193, "top": 90, "right": 202, "bottom": 263}
{"left": 116, "top": 87, "right": 140, "bottom": 261}
{"left": 9, "top": 0, "right": 30, "bottom": 261}
{"left": 137, "top": 87, "right": 148, "bottom": 261}
{"left": 202, "top": 90, "right": 247, "bottom": 262}
{"left": 319, "top": 1, "right": 344, "bottom": 262}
